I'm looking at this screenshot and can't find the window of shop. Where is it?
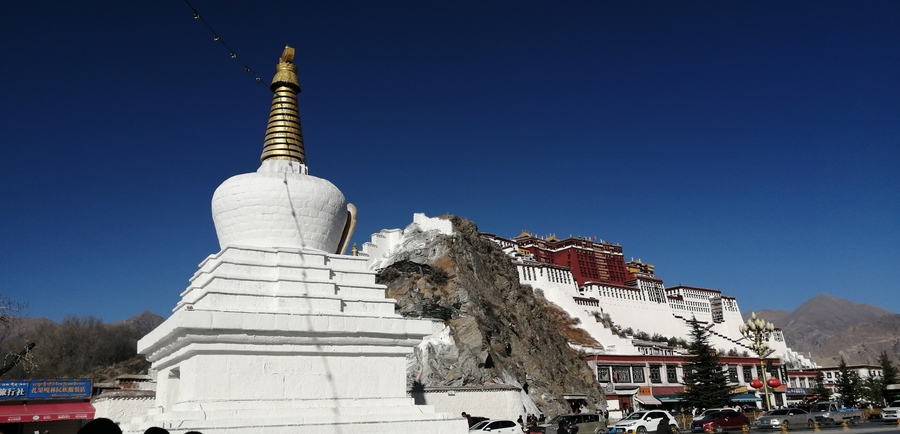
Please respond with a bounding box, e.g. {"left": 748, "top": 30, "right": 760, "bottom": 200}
{"left": 743, "top": 365, "right": 753, "bottom": 382}
{"left": 728, "top": 365, "right": 739, "bottom": 383}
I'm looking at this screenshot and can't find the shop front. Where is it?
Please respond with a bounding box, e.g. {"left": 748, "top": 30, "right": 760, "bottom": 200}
{"left": 0, "top": 379, "right": 94, "bottom": 434}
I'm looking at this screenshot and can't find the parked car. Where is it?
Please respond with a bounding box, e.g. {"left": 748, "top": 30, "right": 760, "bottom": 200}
{"left": 529, "top": 413, "right": 604, "bottom": 434}
{"left": 755, "top": 408, "right": 814, "bottom": 430}
{"left": 690, "top": 410, "right": 750, "bottom": 433}
{"left": 469, "top": 419, "right": 521, "bottom": 433}
{"left": 692, "top": 409, "right": 727, "bottom": 422}
{"left": 609, "top": 410, "right": 679, "bottom": 434}
{"left": 809, "top": 400, "right": 861, "bottom": 425}
{"left": 881, "top": 400, "right": 900, "bottom": 423}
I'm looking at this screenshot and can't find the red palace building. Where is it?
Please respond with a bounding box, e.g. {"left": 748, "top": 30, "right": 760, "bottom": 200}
{"left": 512, "top": 232, "right": 631, "bottom": 286}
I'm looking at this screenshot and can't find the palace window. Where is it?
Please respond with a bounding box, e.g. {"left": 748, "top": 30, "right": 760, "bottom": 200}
{"left": 666, "top": 365, "right": 678, "bottom": 383}
{"left": 728, "top": 365, "right": 739, "bottom": 383}
{"left": 650, "top": 366, "right": 662, "bottom": 384}
{"left": 597, "top": 365, "right": 611, "bottom": 383}
{"left": 613, "top": 366, "right": 632, "bottom": 383}
{"left": 632, "top": 366, "right": 645, "bottom": 383}
{"left": 743, "top": 366, "right": 753, "bottom": 382}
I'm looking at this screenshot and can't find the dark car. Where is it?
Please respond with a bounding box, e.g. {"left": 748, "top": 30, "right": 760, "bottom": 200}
{"left": 529, "top": 413, "right": 604, "bottom": 434}
{"left": 690, "top": 410, "right": 750, "bottom": 433}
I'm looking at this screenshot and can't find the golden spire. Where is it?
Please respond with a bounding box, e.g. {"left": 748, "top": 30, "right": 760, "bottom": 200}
{"left": 260, "top": 46, "right": 305, "bottom": 163}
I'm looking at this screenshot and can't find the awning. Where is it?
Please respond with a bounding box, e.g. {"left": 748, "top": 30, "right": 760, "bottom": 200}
{"left": 613, "top": 387, "right": 640, "bottom": 396}
{"left": 635, "top": 394, "right": 662, "bottom": 405}
{"left": 0, "top": 402, "right": 94, "bottom": 423}
{"left": 656, "top": 395, "right": 683, "bottom": 403}
{"left": 730, "top": 393, "right": 761, "bottom": 403}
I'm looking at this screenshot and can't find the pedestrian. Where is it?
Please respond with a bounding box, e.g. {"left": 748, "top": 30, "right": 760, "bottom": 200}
{"left": 77, "top": 418, "right": 122, "bottom": 434}
{"left": 144, "top": 428, "right": 169, "bottom": 434}
{"left": 556, "top": 420, "right": 578, "bottom": 434}
{"left": 656, "top": 416, "right": 671, "bottom": 434}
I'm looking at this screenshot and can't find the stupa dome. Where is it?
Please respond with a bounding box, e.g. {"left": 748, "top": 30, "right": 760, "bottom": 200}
{"left": 211, "top": 46, "right": 354, "bottom": 253}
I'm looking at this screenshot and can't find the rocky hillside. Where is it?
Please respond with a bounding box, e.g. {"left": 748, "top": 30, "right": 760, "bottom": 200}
{"left": 376, "top": 215, "right": 604, "bottom": 416}
{"left": 747, "top": 294, "right": 896, "bottom": 366}
{"left": 811, "top": 314, "right": 900, "bottom": 365}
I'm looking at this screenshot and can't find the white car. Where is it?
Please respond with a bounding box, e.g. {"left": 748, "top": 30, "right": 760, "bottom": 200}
{"left": 609, "top": 410, "right": 679, "bottom": 434}
{"left": 882, "top": 400, "right": 900, "bottom": 423}
{"left": 469, "top": 419, "right": 521, "bottom": 433}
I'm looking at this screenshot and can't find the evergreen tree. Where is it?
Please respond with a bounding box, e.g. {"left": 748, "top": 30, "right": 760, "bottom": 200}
{"left": 878, "top": 351, "right": 898, "bottom": 405}
{"left": 811, "top": 372, "right": 833, "bottom": 399}
{"left": 679, "top": 319, "right": 731, "bottom": 410}
{"left": 835, "top": 357, "right": 860, "bottom": 406}
{"left": 859, "top": 376, "right": 882, "bottom": 406}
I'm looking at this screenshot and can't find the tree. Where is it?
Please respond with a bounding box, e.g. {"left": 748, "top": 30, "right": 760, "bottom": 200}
{"left": 811, "top": 372, "right": 833, "bottom": 399}
{"left": 679, "top": 319, "right": 731, "bottom": 410}
{"left": 28, "top": 316, "right": 145, "bottom": 379}
{"left": 0, "top": 295, "right": 33, "bottom": 377}
{"left": 2, "top": 315, "right": 149, "bottom": 381}
{"left": 836, "top": 357, "right": 861, "bottom": 407}
{"left": 859, "top": 376, "right": 883, "bottom": 406}
{"left": 878, "top": 351, "right": 898, "bottom": 405}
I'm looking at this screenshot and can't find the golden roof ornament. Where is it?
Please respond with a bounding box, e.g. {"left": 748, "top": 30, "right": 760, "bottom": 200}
{"left": 260, "top": 45, "right": 305, "bottom": 163}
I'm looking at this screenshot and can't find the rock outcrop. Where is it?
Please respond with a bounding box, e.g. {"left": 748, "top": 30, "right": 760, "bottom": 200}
{"left": 375, "top": 215, "right": 604, "bottom": 416}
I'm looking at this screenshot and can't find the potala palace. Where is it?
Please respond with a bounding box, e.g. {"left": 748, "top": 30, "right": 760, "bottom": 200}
{"left": 362, "top": 213, "right": 819, "bottom": 416}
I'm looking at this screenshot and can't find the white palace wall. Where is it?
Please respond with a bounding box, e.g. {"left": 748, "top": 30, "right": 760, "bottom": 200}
{"left": 518, "top": 265, "right": 637, "bottom": 354}
{"left": 582, "top": 284, "right": 691, "bottom": 343}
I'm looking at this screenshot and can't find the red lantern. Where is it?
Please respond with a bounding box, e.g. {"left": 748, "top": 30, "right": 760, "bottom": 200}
{"left": 767, "top": 377, "right": 781, "bottom": 388}
{"left": 750, "top": 378, "right": 763, "bottom": 389}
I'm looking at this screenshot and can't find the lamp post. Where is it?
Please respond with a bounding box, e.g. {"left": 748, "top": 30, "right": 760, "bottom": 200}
{"left": 739, "top": 312, "right": 776, "bottom": 411}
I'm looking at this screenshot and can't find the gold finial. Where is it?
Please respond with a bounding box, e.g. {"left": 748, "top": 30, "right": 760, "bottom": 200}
{"left": 260, "top": 45, "right": 306, "bottom": 163}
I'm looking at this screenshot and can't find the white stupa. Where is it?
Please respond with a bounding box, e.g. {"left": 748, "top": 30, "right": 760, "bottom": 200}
{"left": 123, "top": 46, "right": 466, "bottom": 434}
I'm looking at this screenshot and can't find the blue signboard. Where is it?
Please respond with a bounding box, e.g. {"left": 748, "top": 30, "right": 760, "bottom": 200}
{"left": 0, "top": 381, "right": 29, "bottom": 399}
{"left": 0, "top": 379, "right": 91, "bottom": 400}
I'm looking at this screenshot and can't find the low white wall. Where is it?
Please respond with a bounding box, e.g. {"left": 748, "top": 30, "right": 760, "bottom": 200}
{"left": 92, "top": 396, "right": 155, "bottom": 426}
{"left": 410, "top": 388, "right": 525, "bottom": 422}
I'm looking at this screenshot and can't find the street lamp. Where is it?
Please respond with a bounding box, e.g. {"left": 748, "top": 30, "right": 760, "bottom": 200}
{"left": 739, "top": 312, "right": 776, "bottom": 411}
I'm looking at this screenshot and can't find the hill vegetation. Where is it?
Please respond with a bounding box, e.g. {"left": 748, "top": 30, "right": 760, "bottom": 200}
{"left": 0, "top": 312, "right": 164, "bottom": 382}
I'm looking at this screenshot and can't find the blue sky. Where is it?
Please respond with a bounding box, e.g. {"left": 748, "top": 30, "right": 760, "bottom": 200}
{"left": 1, "top": 1, "right": 897, "bottom": 323}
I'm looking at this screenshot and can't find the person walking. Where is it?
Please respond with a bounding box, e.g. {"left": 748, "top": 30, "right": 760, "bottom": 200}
{"left": 656, "top": 416, "right": 672, "bottom": 434}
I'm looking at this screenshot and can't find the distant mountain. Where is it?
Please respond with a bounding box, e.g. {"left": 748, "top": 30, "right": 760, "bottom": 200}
{"left": 744, "top": 309, "right": 791, "bottom": 324}
{"left": 115, "top": 311, "right": 165, "bottom": 335}
{"left": 811, "top": 314, "right": 900, "bottom": 366}
{"left": 751, "top": 293, "right": 895, "bottom": 366}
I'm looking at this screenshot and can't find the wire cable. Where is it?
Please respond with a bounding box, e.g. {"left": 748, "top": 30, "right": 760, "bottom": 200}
{"left": 181, "top": 0, "right": 270, "bottom": 90}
